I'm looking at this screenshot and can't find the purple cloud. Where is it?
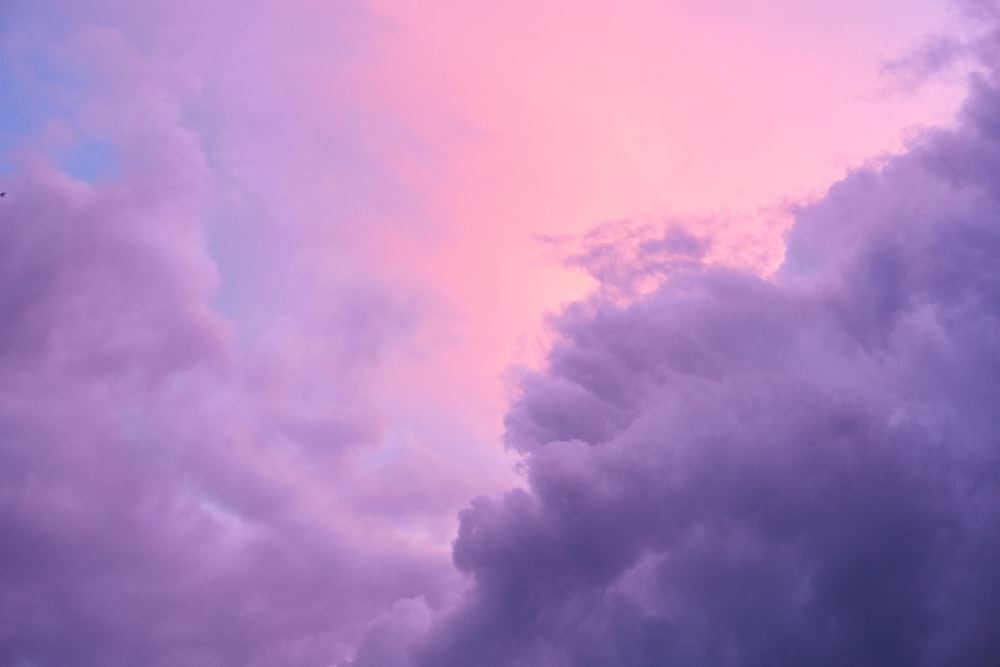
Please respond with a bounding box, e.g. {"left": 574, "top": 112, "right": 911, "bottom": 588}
{"left": 387, "top": 25, "right": 1000, "bottom": 667}
{"left": 0, "top": 3, "right": 459, "bottom": 666}
{"left": 0, "top": 158, "right": 452, "bottom": 666}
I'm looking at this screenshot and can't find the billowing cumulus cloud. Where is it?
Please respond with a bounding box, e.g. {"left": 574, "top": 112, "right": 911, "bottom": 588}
{"left": 0, "top": 2, "right": 461, "bottom": 666}
{"left": 0, "top": 158, "right": 446, "bottom": 667}
{"left": 392, "top": 23, "right": 1000, "bottom": 667}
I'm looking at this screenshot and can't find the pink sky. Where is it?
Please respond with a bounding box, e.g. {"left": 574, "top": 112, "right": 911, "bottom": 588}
{"left": 361, "top": 0, "right": 968, "bottom": 474}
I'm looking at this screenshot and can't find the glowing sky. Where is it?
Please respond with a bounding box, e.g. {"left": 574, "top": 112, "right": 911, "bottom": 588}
{"left": 2, "top": 1, "right": 1000, "bottom": 665}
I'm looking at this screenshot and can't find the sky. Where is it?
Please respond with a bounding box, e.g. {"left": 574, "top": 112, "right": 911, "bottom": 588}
{"left": 2, "top": 0, "right": 1000, "bottom": 665}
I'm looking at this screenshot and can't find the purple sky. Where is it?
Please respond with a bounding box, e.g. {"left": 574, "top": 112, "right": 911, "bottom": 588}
{"left": 2, "top": 1, "right": 1000, "bottom": 666}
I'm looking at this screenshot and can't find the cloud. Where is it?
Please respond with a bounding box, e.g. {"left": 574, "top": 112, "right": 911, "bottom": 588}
{"left": 389, "top": 22, "right": 1000, "bottom": 667}
{"left": 0, "top": 2, "right": 463, "bottom": 666}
